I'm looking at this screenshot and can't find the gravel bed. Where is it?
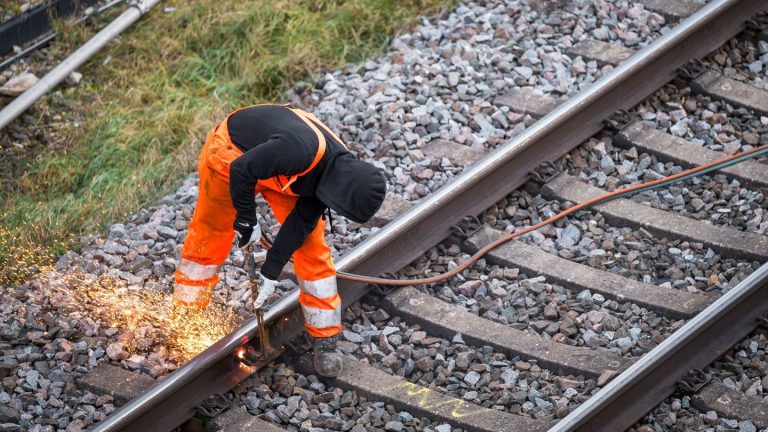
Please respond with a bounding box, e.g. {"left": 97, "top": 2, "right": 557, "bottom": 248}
{"left": 633, "top": 398, "right": 751, "bottom": 432}
{"left": 12, "top": 152, "right": 742, "bottom": 432}
{"left": 631, "top": 330, "right": 768, "bottom": 432}
{"left": 338, "top": 302, "right": 592, "bottom": 421}
{"left": 479, "top": 187, "right": 760, "bottom": 293}
{"left": 563, "top": 136, "right": 768, "bottom": 235}
{"left": 556, "top": 73, "right": 768, "bottom": 235}
{"left": 569, "top": 35, "right": 768, "bottom": 225}
{"left": 398, "top": 243, "right": 686, "bottom": 356}
{"left": 0, "top": 281, "right": 117, "bottom": 431}
{"left": 627, "top": 83, "right": 768, "bottom": 156}
{"left": 223, "top": 362, "right": 442, "bottom": 432}
{"left": 289, "top": 0, "right": 674, "bottom": 206}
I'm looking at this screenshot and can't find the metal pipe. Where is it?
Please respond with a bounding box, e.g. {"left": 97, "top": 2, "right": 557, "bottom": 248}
{"left": 0, "top": 0, "right": 162, "bottom": 131}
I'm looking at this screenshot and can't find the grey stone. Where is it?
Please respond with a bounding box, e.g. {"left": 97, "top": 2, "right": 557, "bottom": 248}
{"left": 576, "top": 290, "right": 593, "bottom": 307}
{"left": 534, "top": 397, "right": 553, "bottom": 410}
{"left": 0, "top": 407, "right": 18, "bottom": 423}
{"left": 615, "top": 337, "right": 633, "bottom": 352}
{"left": 156, "top": 225, "right": 178, "bottom": 239}
{"left": 342, "top": 330, "right": 364, "bottom": 343}
{"left": 311, "top": 413, "right": 343, "bottom": 430}
{"left": 385, "top": 421, "right": 404, "bottom": 431}
{"left": 501, "top": 368, "right": 519, "bottom": 384}
{"left": 464, "top": 371, "right": 481, "bottom": 386}
{"left": 65, "top": 71, "right": 83, "bottom": 86}
{"left": 514, "top": 66, "right": 534, "bottom": 79}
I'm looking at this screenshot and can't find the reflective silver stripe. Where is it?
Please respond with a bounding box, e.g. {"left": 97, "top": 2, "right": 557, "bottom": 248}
{"left": 298, "top": 275, "right": 337, "bottom": 299}
{"left": 178, "top": 258, "right": 218, "bottom": 280}
{"left": 173, "top": 283, "right": 210, "bottom": 303}
{"left": 301, "top": 304, "right": 341, "bottom": 329}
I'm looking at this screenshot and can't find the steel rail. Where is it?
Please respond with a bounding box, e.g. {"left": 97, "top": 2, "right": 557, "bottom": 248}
{"left": 91, "top": 0, "right": 765, "bottom": 430}
{"left": 550, "top": 262, "right": 768, "bottom": 432}
{"left": 0, "top": 0, "right": 162, "bottom": 131}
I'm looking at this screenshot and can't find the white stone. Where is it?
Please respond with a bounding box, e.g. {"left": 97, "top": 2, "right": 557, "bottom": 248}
{"left": 0, "top": 72, "right": 38, "bottom": 96}
{"left": 65, "top": 71, "right": 83, "bottom": 86}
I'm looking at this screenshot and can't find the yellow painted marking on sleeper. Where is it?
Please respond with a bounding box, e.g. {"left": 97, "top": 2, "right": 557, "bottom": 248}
{"left": 393, "top": 382, "right": 487, "bottom": 418}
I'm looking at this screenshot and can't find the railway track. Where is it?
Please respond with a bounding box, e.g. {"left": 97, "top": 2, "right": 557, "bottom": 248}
{"left": 10, "top": 0, "right": 768, "bottom": 431}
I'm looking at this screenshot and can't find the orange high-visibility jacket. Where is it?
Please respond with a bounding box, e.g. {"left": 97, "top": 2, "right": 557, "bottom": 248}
{"left": 175, "top": 104, "right": 354, "bottom": 337}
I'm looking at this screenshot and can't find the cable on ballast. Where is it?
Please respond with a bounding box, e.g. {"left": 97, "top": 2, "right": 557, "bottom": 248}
{"left": 335, "top": 144, "right": 768, "bottom": 286}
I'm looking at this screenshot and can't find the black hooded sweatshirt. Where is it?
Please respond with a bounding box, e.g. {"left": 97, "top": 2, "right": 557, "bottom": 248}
{"left": 227, "top": 105, "right": 385, "bottom": 280}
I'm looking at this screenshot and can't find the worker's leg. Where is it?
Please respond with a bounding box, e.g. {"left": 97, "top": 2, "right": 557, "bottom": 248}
{"left": 260, "top": 190, "right": 341, "bottom": 338}
{"left": 174, "top": 133, "right": 237, "bottom": 309}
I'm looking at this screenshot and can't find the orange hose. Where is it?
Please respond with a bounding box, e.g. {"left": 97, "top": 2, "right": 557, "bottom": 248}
{"left": 335, "top": 144, "right": 768, "bottom": 286}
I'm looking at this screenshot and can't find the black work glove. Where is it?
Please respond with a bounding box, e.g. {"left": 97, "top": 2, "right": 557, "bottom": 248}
{"left": 234, "top": 217, "right": 262, "bottom": 249}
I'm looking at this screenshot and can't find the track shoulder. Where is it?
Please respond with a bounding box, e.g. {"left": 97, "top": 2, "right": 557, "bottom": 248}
{"left": 383, "top": 287, "right": 631, "bottom": 379}
{"left": 464, "top": 225, "right": 711, "bottom": 319}
{"left": 542, "top": 174, "right": 768, "bottom": 261}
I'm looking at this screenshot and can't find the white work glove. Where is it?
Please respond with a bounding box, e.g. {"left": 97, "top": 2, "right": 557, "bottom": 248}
{"left": 253, "top": 276, "right": 278, "bottom": 309}
{"left": 234, "top": 219, "right": 262, "bottom": 249}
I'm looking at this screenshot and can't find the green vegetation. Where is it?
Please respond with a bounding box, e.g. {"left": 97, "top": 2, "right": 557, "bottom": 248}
{"left": 0, "top": 0, "right": 453, "bottom": 268}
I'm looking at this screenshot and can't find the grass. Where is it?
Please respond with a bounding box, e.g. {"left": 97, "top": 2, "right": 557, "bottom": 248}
{"left": 0, "top": 0, "right": 454, "bottom": 276}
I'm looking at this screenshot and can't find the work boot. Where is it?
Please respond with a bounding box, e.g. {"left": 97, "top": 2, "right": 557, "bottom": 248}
{"left": 313, "top": 335, "right": 343, "bottom": 378}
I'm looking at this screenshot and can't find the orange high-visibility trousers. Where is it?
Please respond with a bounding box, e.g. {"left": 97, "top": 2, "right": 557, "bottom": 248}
{"left": 174, "top": 106, "right": 342, "bottom": 338}
{"left": 257, "top": 186, "right": 341, "bottom": 338}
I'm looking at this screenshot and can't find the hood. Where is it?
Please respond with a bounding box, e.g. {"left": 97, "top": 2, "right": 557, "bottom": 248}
{"left": 316, "top": 153, "right": 387, "bottom": 224}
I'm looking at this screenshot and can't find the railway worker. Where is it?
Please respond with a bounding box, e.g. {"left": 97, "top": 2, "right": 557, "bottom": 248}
{"left": 172, "top": 104, "right": 387, "bottom": 377}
